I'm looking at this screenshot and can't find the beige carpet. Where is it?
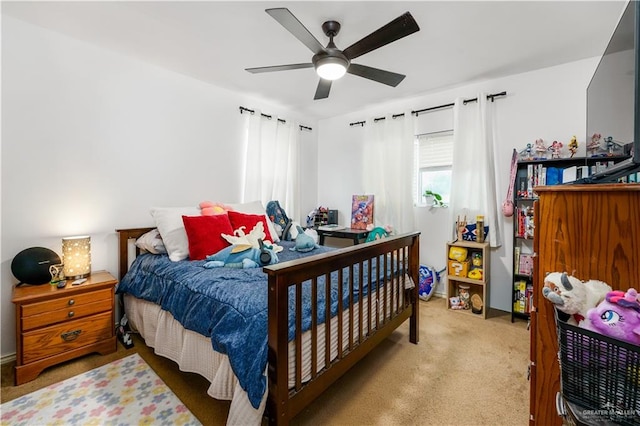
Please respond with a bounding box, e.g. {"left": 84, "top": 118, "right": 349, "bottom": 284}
{"left": 1, "top": 298, "right": 530, "bottom": 425}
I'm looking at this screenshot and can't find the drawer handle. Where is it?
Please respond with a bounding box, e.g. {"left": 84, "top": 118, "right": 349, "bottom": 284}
{"left": 61, "top": 329, "right": 81, "bottom": 342}
{"left": 68, "top": 299, "right": 75, "bottom": 306}
{"left": 68, "top": 311, "right": 75, "bottom": 318}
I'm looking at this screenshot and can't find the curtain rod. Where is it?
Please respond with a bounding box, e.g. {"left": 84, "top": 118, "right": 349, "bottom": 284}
{"left": 412, "top": 91, "right": 507, "bottom": 116}
{"left": 239, "top": 106, "right": 313, "bottom": 132}
{"left": 349, "top": 91, "right": 506, "bottom": 127}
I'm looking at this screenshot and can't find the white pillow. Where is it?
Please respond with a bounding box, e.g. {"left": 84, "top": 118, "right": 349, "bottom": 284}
{"left": 135, "top": 228, "right": 167, "bottom": 254}
{"left": 227, "top": 200, "right": 280, "bottom": 242}
{"left": 150, "top": 206, "right": 200, "bottom": 261}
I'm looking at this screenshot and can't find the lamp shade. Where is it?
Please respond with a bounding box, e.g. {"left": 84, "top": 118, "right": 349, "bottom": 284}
{"left": 62, "top": 236, "right": 91, "bottom": 279}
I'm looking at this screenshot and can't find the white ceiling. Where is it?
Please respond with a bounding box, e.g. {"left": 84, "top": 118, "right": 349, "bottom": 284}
{"left": 2, "top": 1, "right": 628, "bottom": 120}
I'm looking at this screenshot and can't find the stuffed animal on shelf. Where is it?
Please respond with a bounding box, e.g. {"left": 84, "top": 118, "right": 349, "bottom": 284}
{"left": 542, "top": 272, "right": 612, "bottom": 326}
{"left": 449, "top": 296, "right": 464, "bottom": 310}
{"left": 290, "top": 226, "right": 319, "bottom": 253}
{"left": 583, "top": 288, "right": 640, "bottom": 346}
{"left": 203, "top": 239, "right": 279, "bottom": 269}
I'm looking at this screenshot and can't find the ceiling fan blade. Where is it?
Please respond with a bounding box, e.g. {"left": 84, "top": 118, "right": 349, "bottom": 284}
{"left": 314, "top": 79, "right": 332, "bottom": 100}
{"left": 266, "top": 8, "right": 326, "bottom": 55}
{"left": 347, "top": 64, "right": 405, "bottom": 87}
{"left": 342, "top": 12, "right": 420, "bottom": 60}
{"left": 245, "top": 63, "right": 314, "bottom": 73}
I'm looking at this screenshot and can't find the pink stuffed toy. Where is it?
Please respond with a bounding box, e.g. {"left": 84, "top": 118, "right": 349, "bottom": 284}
{"left": 584, "top": 288, "right": 640, "bottom": 346}
{"left": 199, "top": 201, "right": 232, "bottom": 216}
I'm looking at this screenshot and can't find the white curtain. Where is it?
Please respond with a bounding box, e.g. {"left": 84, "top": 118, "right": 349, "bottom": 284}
{"left": 450, "top": 94, "right": 502, "bottom": 247}
{"left": 362, "top": 113, "right": 415, "bottom": 233}
{"left": 241, "top": 110, "right": 300, "bottom": 221}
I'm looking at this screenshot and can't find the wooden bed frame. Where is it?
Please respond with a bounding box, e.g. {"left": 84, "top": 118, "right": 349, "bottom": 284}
{"left": 117, "top": 227, "right": 420, "bottom": 425}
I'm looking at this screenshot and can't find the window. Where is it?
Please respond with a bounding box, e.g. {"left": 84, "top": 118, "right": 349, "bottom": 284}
{"left": 414, "top": 130, "right": 453, "bottom": 205}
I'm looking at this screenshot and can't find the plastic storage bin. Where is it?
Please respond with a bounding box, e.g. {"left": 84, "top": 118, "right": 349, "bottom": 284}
{"left": 555, "top": 309, "right": 640, "bottom": 426}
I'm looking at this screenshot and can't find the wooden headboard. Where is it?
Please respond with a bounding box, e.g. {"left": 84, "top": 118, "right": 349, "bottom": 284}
{"left": 115, "top": 227, "right": 154, "bottom": 281}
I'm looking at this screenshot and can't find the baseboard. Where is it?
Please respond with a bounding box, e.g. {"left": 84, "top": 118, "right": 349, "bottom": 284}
{"left": 2, "top": 353, "right": 16, "bottom": 365}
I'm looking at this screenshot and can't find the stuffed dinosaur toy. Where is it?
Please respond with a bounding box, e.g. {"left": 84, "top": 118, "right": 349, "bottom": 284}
{"left": 542, "top": 272, "right": 612, "bottom": 326}
{"left": 583, "top": 288, "right": 640, "bottom": 346}
{"left": 290, "top": 226, "right": 319, "bottom": 253}
{"left": 203, "top": 239, "right": 278, "bottom": 269}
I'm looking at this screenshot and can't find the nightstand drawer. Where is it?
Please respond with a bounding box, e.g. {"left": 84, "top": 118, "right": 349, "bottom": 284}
{"left": 22, "top": 311, "right": 113, "bottom": 364}
{"left": 22, "top": 298, "right": 112, "bottom": 331}
{"left": 22, "top": 288, "right": 112, "bottom": 317}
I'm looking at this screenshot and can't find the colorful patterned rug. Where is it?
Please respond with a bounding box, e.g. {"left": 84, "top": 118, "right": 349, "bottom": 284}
{"left": 0, "top": 353, "right": 201, "bottom": 426}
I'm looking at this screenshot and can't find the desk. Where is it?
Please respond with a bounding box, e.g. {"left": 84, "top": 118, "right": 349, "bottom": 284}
{"left": 316, "top": 228, "right": 369, "bottom": 246}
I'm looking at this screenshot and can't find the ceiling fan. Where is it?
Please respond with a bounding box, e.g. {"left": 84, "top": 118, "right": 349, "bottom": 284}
{"left": 245, "top": 8, "right": 420, "bottom": 100}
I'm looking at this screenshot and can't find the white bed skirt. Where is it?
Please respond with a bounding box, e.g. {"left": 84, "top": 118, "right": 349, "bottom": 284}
{"left": 123, "top": 278, "right": 408, "bottom": 425}
{"left": 124, "top": 294, "right": 266, "bottom": 425}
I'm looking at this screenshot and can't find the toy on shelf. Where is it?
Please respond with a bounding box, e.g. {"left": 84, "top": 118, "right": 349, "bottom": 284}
{"left": 449, "top": 295, "right": 465, "bottom": 310}
{"left": 448, "top": 244, "right": 470, "bottom": 277}
{"left": 455, "top": 215, "right": 467, "bottom": 241}
{"left": 548, "top": 140, "right": 563, "bottom": 159}
{"left": 519, "top": 143, "right": 533, "bottom": 160}
{"left": 468, "top": 252, "right": 483, "bottom": 280}
{"left": 568, "top": 136, "right": 578, "bottom": 157}
{"left": 587, "top": 132, "right": 602, "bottom": 156}
{"left": 534, "top": 138, "right": 548, "bottom": 159}
{"left": 604, "top": 136, "right": 625, "bottom": 156}
{"left": 448, "top": 245, "right": 468, "bottom": 262}
{"left": 458, "top": 284, "right": 471, "bottom": 310}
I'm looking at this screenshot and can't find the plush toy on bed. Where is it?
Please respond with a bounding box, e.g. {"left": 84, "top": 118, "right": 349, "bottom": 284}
{"left": 542, "top": 272, "right": 612, "bottom": 326}
{"left": 203, "top": 239, "right": 279, "bottom": 269}
{"left": 583, "top": 288, "right": 640, "bottom": 346}
{"left": 221, "top": 222, "right": 282, "bottom": 253}
{"left": 290, "top": 226, "right": 319, "bottom": 253}
{"left": 199, "top": 200, "right": 232, "bottom": 216}
{"left": 365, "top": 226, "right": 390, "bottom": 242}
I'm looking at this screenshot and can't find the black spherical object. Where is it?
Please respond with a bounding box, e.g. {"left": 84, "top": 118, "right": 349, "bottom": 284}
{"left": 11, "top": 247, "right": 61, "bottom": 285}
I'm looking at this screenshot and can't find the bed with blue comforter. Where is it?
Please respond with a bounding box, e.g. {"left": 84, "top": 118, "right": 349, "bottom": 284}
{"left": 116, "top": 228, "right": 420, "bottom": 425}
{"left": 118, "top": 240, "right": 386, "bottom": 408}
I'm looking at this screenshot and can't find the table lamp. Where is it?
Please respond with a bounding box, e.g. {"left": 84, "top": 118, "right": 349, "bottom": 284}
{"left": 62, "top": 235, "right": 91, "bottom": 279}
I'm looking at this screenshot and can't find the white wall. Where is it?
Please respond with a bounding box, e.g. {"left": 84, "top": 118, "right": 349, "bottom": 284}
{"left": 1, "top": 16, "right": 318, "bottom": 358}
{"left": 317, "top": 56, "right": 599, "bottom": 312}
{"left": 1, "top": 14, "right": 602, "bottom": 357}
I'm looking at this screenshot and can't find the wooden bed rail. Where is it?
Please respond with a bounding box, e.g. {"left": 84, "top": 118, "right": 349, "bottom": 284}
{"left": 116, "top": 227, "right": 421, "bottom": 426}
{"left": 264, "top": 231, "right": 420, "bottom": 425}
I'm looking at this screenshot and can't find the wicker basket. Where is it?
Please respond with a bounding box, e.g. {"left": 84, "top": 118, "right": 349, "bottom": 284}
{"left": 555, "top": 309, "right": 640, "bottom": 425}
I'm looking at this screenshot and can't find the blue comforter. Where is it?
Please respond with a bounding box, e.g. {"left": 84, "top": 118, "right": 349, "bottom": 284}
{"left": 116, "top": 241, "right": 395, "bottom": 408}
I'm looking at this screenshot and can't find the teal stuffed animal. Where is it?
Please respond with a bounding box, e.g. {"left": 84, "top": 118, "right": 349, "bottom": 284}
{"left": 203, "top": 240, "right": 279, "bottom": 269}
{"left": 365, "top": 227, "right": 389, "bottom": 242}
{"left": 290, "top": 226, "right": 319, "bottom": 253}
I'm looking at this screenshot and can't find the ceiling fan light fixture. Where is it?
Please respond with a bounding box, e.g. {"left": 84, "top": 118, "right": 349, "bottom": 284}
{"left": 315, "top": 56, "right": 348, "bottom": 80}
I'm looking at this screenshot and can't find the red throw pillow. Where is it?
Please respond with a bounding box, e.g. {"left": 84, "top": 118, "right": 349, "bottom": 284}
{"left": 227, "top": 210, "right": 274, "bottom": 242}
{"left": 182, "top": 214, "right": 234, "bottom": 260}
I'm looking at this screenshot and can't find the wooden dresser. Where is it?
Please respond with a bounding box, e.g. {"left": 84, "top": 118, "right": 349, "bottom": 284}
{"left": 12, "top": 270, "right": 118, "bottom": 385}
{"left": 529, "top": 184, "right": 640, "bottom": 425}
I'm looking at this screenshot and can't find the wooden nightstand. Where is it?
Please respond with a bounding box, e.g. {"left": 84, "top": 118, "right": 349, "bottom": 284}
{"left": 12, "top": 270, "right": 118, "bottom": 385}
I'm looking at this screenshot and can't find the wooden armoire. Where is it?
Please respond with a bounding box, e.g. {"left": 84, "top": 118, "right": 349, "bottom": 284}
{"left": 529, "top": 184, "right": 640, "bottom": 425}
